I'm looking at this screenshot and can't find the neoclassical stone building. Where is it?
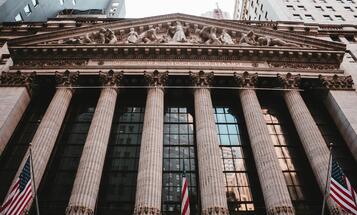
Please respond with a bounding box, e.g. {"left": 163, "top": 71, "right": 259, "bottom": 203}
{"left": 0, "top": 14, "right": 356, "bottom": 215}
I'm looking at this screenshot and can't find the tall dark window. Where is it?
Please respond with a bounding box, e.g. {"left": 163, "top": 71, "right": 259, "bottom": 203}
{"left": 97, "top": 94, "right": 145, "bottom": 214}
{"left": 162, "top": 102, "right": 199, "bottom": 215}
{"left": 259, "top": 93, "right": 321, "bottom": 214}
{"left": 303, "top": 93, "right": 357, "bottom": 188}
{"left": 34, "top": 89, "right": 99, "bottom": 214}
{"left": 0, "top": 87, "right": 53, "bottom": 203}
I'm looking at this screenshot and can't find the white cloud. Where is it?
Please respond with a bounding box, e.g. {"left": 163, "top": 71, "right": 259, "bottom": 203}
{"left": 125, "top": 0, "right": 235, "bottom": 18}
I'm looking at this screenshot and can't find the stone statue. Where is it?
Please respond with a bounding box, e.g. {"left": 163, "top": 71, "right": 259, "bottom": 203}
{"left": 257, "top": 35, "right": 299, "bottom": 47}
{"left": 170, "top": 21, "right": 188, "bottom": 43}
{"left": 200, "top": 26, "right": 221, "bottom": 45}
{"left": 219, "top": 29, "right": 234, "bottom": 45}
{"left": 105, "top": 28, "right": 117, "bottom": 44}
{"left": 239, "top": 30, "right": 257, "bottom": 46}
{"left": 138, "top": 26, "right": 160, "bottom": 43}
{"left": 126, "top": 27, "right": 139, "bottom": 43}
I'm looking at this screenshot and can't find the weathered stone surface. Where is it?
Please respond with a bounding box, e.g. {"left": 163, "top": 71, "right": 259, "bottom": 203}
{"left": 0, "top": 87, "right": 30, "bottom": 155}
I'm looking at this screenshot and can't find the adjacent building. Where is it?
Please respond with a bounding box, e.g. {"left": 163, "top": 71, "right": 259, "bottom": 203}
{"left": 235, "top": 0, "right": 357, "bottom": 24}
{"left": 0, "top": 0, "right": 125, "bottom": 22}
{"left": 0, "top": 13, "right": 357, "bottom": 215}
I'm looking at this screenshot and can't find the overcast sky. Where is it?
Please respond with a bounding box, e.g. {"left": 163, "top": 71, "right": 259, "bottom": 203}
{"left": 125, "top": 0, "right": 235, "bottom": 18}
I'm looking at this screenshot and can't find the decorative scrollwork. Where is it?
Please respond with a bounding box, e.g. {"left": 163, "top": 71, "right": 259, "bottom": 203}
{"left": 233, "top": 71, "right": 258, "bottom": 88}
{"left": 202, "top": 206, "right": 229, "bottom": 215}
{"left": 133, "top": 205, "right": 161, "bottom": 215}
{"left": 65, "top": 205, "right": 94, "bottom": 215}
{"left": 0, "top": 71, "right": 36, "bottom": 90}
{"left": 319, "top": 74, "right": 354, "bottom": 90}
{"left": 277, "top": 73, "right": 301, "bottom": 89}
{"left": 189, "top": 70, "right": 214, "bottom": 87}
{"left": 99, "top": 70, "right": 123, "bottom": 87}
{"left": 267, "top": 206, "right": 295, "bottom": 215}
{"left": 144, "top": 70, "right": 168, "bottom": 87}
{"left": 55, "top": 70, "right": 79, "bottom": 88}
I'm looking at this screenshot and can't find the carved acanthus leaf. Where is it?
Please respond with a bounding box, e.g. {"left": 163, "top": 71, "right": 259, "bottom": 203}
{"left": 189, "top": 71, "right": 214, "bottom": 87}
{"left": 277, "top": 73, "right": 301, "bottom": 89}
{"left": 65, "top": 205, "right": 94, "bottom": 215}
{"left": 319, "top": 74, "right": 354, "bottom": 90}
{"left": 144, "top": 70, "right": 168, "bottom": 87}
{"left": 99, "top": 70, "right": 123, "bottom": 87}
{"left": 202, "top": 207, "right": 229, "bottom": 215}
{"left": 267, "top": 206, "right": 295, "bottom": 215}
{"left": 55, "top": 70, "right": 79, "bottom": 87}
{"left": 234, "top": 71, "right": 258, "bottom": 88}
{"left": 0, "top": 71, "right": 36, "bottom": 89}
{"left": 133, "top": 205, "right": 160, "bottom": 215}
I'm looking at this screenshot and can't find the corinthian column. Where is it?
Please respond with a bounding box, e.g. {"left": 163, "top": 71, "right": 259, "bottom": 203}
{"left": 235, "top": 72, "right": 294, "bottom": 215}
{"left": 6, "top": 70, "right": 78, "bottom": 205}
{"left": 0, "top": 71, "right": 34, "bottom": 155}
{"left": 66, "top": 70, "right": 123, "bottom": 215}
{"left": 190, "top": 71, "right": 228, "bottom": 215}
{"left": 278, "top": 73, "right": 343, "bottom": 215}
{"left": 134, "top": 70, "right": 167, "bottom": 215}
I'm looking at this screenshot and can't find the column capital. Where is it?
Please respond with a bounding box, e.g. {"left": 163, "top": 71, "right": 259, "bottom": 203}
{"left": 202, "top": 207, "right": 229, "bottom": 215}
{"left": 55, "top": 70, "right": 79, "bottom": 88}
{"left": 267, "top": 206, "right": 294, "bottom": 215}
{"left": 319, "top": 74, "right": 354, "bottom": 90}
{"left": 189, "top": 70, "right": 214, "bottom": 87}
{"left": 0, "top": 71, "right": 36, "bottom": 91}
{"left": 277, "top": 73, "right": 301, "bottom": 89}
{"left": 66, "top": 205, "right": 94, "bottom": 215}
{"left": 233, "top": 71, "right": 258, "bottom": 88}
{"left": 133, "top": 206, "right": 160, "bottom": 215}
{"left": 99, "top": 70, "right": 123, "bottom": 87}
{"left": 144, "top": 70, "right": 168, "bottom": 87}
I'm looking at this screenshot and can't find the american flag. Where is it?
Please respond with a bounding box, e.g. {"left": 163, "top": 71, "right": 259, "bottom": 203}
{"left": 0, "top": 157, "right": 33, "bottom": 215}
{"left": 330, "top": 158, "right": 357, "bottom": 215}
{"left": 181, "top": 172, "right": 190, "bottom": 215}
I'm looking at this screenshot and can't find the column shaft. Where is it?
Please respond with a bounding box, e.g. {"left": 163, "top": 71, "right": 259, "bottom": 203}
{"left": 283, "top": 90, "right": 343, "bottom": 214}
{"left": 194, "top": 88, "right": 228, "bottom": 215}
{"left": 67, "top": 88, "right": 117, "bottom": 215}
{"left": 239, "top": 89, "right": 294, "bottom": 215}
{"left": 134, "top": 87, "right": 164, "bottom": 215}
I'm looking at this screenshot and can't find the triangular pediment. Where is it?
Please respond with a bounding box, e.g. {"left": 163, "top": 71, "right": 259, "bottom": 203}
{"left": 8, "top": 13, "right": 345, "bottom": 51}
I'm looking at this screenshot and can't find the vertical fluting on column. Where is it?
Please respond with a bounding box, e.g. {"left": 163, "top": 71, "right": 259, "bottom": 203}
{"left": 0, "top": 71, "right": 35, "bottom": 155}
{"left": 134, "top": 70, "right": 167, "bottom": 215}
{"left": 66, "top": 70, "right": 122, "bottom": 215}
{"left": 278, "top": 73, "right": 343, "bottom": 215}
{"left": 235, "top": 72, "right": 294, "bottom": 215}
{"left": 190, "top": 71, "right": 228, "bottom": 215}
{"left": 7, "top": 70, "right": 78, "bottom": 200}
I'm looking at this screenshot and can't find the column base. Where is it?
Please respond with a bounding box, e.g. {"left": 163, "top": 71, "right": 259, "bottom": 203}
{"left": 202, "top": 207, "right": 229, "bottom": 215}
{"left": 267, "top": 206, "right": 294, "bottom": 215}
{"left": 133, "top": 205, "right": 160, "bottom": 215}
{"left": 66, "top": 205, "right": 94, "bottom": 215}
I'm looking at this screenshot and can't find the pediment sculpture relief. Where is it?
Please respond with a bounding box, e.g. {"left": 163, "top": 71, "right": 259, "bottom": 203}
{"left": 55, "top": 21, "right": 302, "bottom": 47}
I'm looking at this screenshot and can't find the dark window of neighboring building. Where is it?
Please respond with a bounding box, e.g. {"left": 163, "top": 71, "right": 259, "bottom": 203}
{"left": 34, "top": 89, "right": 99, "bottom": 215}
{"left": 303, "top": 93, "right": 357, "bottom": 190}
{"left": 323, "top": 15, "right": 333, "bottom": 21}
{"left": 162, "top": 98, "right": 200, "bottom": 215}
{"left": 315, "top": 6, "right": 324, "bottom": 11}
{"left": 24, "top": 4, "right": 32, "bottom": 16}
{"left": 293, "top": 14, "right": 302, "bottom": 20}
{"left": 335, "top": 15, "right": 345, "bottom": 21}
{"left": 345, "top": 6, "right": 354, "bottom": 11}
{"left": 97, "top": 93, "right": 145, "bottom": 214}
{"left": 259, "top": 93, "right": 322, "bottom": 214}
{"left": 0, "top": 87, "right": 53, "bottom": 204}
{"left": 31, "top": 0, "right": 39, "bottom": 7}
{"left": 305, "top": 14, "right": 314, "bottom": 21}
{"left": 15, "top": 13, "right": 23, "bottom": 21}
{"left": 345, "top": 35, "right": 356, "bottom": 42}
{"left": 326, "top": 6, "right": 335, "bottom": 11}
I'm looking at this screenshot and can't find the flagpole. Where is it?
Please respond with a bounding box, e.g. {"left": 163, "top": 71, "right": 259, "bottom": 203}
{"left": 29, "top": 143, "right": 41, "bottom": 215}
{"left": 321, "top": 142, "right": 333, "bottom": 215}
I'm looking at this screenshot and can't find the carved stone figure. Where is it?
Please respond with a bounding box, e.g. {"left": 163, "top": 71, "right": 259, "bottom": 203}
{"left": 126, "top": 28, "right": 139, "bottom": 44}
{"left": 257, "top": 35, "right": 299, "bottom": 47}
{"left": 105, "top": 28, "right": 117, "bottom": 44}
{"left": 138, "top": 26, "right": 160, "bottom": 43}
{"left": 200, "top": 26, "right": 221, "bottom": 45}
{"left": 219, "top": 29, "right": 234, "bottom": 45}
{"left": 170, "top": 21, "right": 188, "bottom": 43}
{"left": 239, "top": 31, "right": 257, "bottom": 46}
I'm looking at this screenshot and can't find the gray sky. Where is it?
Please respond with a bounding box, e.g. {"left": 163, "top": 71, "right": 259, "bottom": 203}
{"left": 125, "top": 0, "right": 235, "bottom": 18}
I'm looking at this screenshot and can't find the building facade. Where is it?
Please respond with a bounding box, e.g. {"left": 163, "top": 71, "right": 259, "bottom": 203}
{"left": 235, "top": 0, "right": 357, "bottom": 24}
{"left": 0, "top": 0, "right": 125, "bottom": 22}
{"left": 0, "top": 14, "right": 357, "bottom": 215}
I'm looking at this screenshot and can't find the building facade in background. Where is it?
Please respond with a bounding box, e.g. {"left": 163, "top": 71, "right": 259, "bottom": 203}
{"left": 201, "top": 4, "right": 231, "bottom": 19}
{"left": 0, "top": 0, "right": 125, "bottom": 22}
{"left": 0, "top": 14, "right": 357, "bottom": 215}
{"left": 235, "top": 0, "right": 357, "bottom": 24}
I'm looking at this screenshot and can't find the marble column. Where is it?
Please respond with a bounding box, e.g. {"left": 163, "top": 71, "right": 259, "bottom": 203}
{"left": 235, "top": 72, "right": 294, "bottom": 215}
{"left": 278, "top": 73, "right": 343, "bottom": 215}
{"left": 190, "top": 71, "right": 229, "bottom": 215}
{"left": 0, "top": 71, "right": 34, "bottom": 155}
{"left": 134, "top": 70, "right": 167, "bottom": 215}
{"left": 66, "top": 70, "right": 122, "bottom": 215}
{"left": 6, "top": 70, "right": 78, "bottom": 203}
{"left": 320, "top": 75, "right": 357, "bottom": 161}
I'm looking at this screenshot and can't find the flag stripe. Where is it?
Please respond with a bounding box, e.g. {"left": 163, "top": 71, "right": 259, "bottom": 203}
{"left": 181, "top": 176, "right": 190, "bottom": 215}
{"left": 331, "top": 192, "right": 357, "bottom": 214}
{"left": 331, "top": 181, "right": 356, "bottom": 206}
{"left": 331, "top": 186, "right": 357, "bottom": 211}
